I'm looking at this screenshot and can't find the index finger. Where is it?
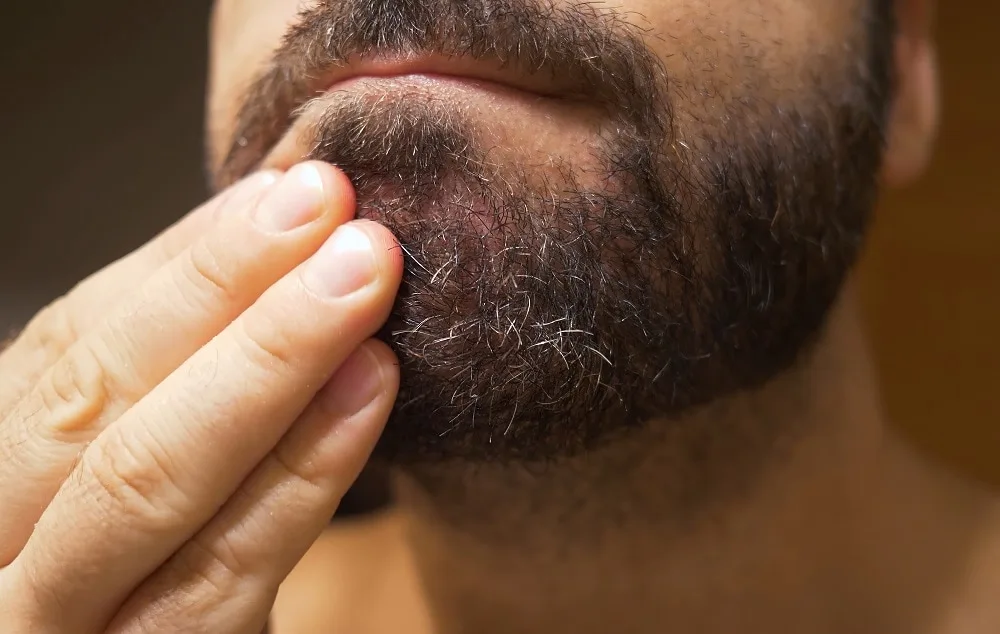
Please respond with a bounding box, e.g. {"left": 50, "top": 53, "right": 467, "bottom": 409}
{"left": 0, "top": 171, "right": 279, "bottom": 409}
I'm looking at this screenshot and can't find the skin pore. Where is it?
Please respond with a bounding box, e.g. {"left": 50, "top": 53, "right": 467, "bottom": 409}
{"left": 205, "top": 1, "right": 1000, "bottom": 633}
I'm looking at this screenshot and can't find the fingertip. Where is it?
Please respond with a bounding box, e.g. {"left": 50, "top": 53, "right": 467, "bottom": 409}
{"left": 350, "top": 220, "right": 405, "bottom": 285}
{"left": 299, "top": 161, "right": 357, "bottom": 225}
{"left": 361, "top": 338, "right": 401, "bottom": 398}
{"left": 319, "top": 339, "right": 398, "bottom": 421}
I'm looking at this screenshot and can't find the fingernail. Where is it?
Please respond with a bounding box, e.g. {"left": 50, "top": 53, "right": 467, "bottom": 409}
{"left": 253, "top": 163, "right": 325, "bottom": 232}
{"left": 303, "top": 225, "right": 377, "bottom": 298}
{"left": 322, "top": 346, "right": 385, "bottom": 418}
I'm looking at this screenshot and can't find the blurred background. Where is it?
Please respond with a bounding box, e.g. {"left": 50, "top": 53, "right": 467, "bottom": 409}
{"left": 1, "top": 2, "right": 997, "bottom": 481}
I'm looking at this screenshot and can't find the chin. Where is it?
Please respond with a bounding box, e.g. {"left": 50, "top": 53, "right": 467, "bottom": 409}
{"left": 263, "top": 95, "right": 880, "bottom": 465}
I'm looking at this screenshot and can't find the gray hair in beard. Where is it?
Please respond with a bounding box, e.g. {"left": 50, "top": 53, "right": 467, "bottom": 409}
{"left": 219, "top": 0, "right": 896, "bottom": 463}
{"left": 217, "top": 0, "right": 668, "bottom": 188}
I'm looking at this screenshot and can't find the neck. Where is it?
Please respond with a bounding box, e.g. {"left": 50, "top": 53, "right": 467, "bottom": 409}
{"left": 391, "top": 286, "right": 1000, "bottom": 634}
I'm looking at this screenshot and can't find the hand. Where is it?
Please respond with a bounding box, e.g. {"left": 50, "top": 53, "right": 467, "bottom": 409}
{"left": 0, "top": 162, "right": 403, "bottom": 633}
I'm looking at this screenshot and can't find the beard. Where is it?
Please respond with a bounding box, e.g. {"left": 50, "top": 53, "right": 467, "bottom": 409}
{"left": 219, "top": 0, "right": 896, "bottom": 463}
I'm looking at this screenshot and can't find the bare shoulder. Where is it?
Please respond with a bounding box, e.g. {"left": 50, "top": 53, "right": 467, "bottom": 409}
{"left": 271, "top": 508, "right": 433, "bottom": 634}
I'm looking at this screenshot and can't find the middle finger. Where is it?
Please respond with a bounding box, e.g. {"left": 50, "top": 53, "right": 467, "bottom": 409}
{"left": 4, "top": 220, "right": 402, "bottom": 632}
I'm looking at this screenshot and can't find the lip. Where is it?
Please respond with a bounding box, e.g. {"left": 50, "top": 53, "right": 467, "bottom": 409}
{"left": 316, "top": 54, "right": 586, "bottom": 101}
{"left": 257, "top": 54, "right": 594, "bottom": 173}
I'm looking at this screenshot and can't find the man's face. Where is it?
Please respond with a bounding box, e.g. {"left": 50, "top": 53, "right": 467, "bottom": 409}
{"left": 206, "top": 0, "right": 893, "bottom": 462}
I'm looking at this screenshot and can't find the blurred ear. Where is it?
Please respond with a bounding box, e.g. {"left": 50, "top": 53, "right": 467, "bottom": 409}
{"left": 881, "top": 0, "right": 939, "bottom": 188}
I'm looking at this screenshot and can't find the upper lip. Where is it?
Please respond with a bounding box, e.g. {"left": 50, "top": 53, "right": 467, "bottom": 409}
{"left": 314, "top": 54, "right": 587, "bottom": 101}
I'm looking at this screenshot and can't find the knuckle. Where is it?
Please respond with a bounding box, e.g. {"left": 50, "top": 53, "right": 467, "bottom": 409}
{"left": 176, "top": 535, "right": 248, "bottom": 599}
{"left": 84, "top": 326, "right": 152, "bottom": 404}
{"left": 35, "top": 334, "right": 149, "bottom": 441}
{"left": 38, "top": 345, "right": 108, "bottom": 436}
{"left": 233, "top": 316, "right": 296, "bottom": 374}
{"left": 80, "top": 429, "right": 191, "bottom": 527}
{"left": 270, "top": 444, "right": 328, "bottom": 492}
{"left": 180, "top": 238, "right": 241, "bottom": 306}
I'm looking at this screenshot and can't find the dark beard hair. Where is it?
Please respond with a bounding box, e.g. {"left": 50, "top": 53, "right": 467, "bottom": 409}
{"left": 216, "top": 0, "right": 667, "bottom": 188}
{"left": 219, "top": 0, "right": 896, "bottom": 463}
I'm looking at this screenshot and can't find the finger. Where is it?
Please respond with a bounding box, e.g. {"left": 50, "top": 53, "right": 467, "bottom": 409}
{"left": 0, "top": 162, "right": 354, "bottom": 564}
{"left": 0, "top": 171, "right": 279, "bottom": 410}
{"left": 106, "top": 340, "right": 398, "bottom": 634}
{"left": 5, "top": 220, "right": 402, "bottom": 631}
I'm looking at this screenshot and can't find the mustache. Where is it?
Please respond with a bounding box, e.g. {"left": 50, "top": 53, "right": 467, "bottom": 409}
{"left": 217, "top": 0, "right": 668, "bottom": 187}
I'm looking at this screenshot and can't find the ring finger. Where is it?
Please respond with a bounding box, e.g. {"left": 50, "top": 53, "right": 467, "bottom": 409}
{"left": 106, "top": 340, "right": 398, "bottom": 634}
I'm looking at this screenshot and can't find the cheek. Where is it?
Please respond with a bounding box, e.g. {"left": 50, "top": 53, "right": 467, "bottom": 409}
{"left": 620, "top": 0, "right": 867, "bottom": 139}
{"left": 207, "top": 0, "right": 319, "bottom": 174}
{"left": 614, "top": 0, "right": 860, "bottom": 86}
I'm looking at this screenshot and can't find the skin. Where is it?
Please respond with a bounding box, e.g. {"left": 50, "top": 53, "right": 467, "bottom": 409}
{"left": 3, "top": 0, "right": 998, "bottom": 633}
{"left": 0, "top": 165, "right": 405, "bottom": 633}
